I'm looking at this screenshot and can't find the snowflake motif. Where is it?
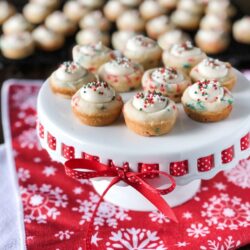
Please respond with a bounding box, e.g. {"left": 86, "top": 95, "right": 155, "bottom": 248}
{"left": 200, "top": 236, "right": 241, "bottom": 250}
{"left": 224, "top": 159, "right": 250, "bottom": 189}
{"left": 34, "top": 157, "right": 41, "bottom": 163}
{"left": 20, "top": 184, "right": 68, "bottom": 224}
{"left": 213, "top": 182, "right": 227, "bottom": 191}
{"left": 186, "top": 223, "right": 210, "bottom": 238}
{"left": 17, "top": 112, "right": 37, "bottom": 126}
{"left": 175, "top": 242, "right": 190, "bottom": 247}
{"left": 55, "top": 230, "right": 74, "bottom": 241}
{"left": 73, "top": 187, "right": 83, "bottom": 195}
{"left": 17, "top": 168, "right": 30, "bottom": 182}
{"left": 182, "top": 211, "right": 192, "bottom": 219}
{"left": 106, "top": 228, "right": 167, "bottom": 250}
{"left": 12, "top": 86, "right": 39, "bottom": 111}
{"left": 72, "top": 192, "right": 131, "bottom": 229}
{"left": 18, "top": 128, "right": 42, "bottom": 151}
{"left": 43, "top": 166, "right": 57, "bottom": 177}
{"left": 201, "top": 193, "right": 250, "bottom": 230}
{"left": 149, "top": 210, "right": 170, "bottom": 224}
{"left": 91, "top": 232, "right": 102, "bottom": 247}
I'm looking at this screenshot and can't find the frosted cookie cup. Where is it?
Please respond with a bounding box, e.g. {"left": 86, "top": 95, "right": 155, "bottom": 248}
{"left": 0, "top": 32, "right": 35, "bottom": 59}
{"left": 182, "top": 80, "right": 234, "bottom": 122}
{"left": 124, "top": 91, "right": 178, "bottom": 136}
{"left": 124, "top": 35, "right": 162, "bottom": 70}
{"left": 49, "top": 61, "right": 96, "bottom": 98}
{"left": 98, "top": 56, "right": 144, "bottom": 92}
{"left": 72, "top": 43, "right": 112, "bottom": 73}
{"left": 162, "top": 41, "right": 207, "bottom": 74}
{"left": 71, "top": 81, "right": 123, "bottom": 126}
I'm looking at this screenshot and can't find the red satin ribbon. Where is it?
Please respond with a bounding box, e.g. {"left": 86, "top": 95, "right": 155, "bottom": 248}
{"left": 65, "top": 158, "right": 178, "bottom": 249}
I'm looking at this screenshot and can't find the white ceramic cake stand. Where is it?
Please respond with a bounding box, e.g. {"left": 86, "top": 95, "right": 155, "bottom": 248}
{"left": 37, "top": 70, "right": 250, "bottom": 210}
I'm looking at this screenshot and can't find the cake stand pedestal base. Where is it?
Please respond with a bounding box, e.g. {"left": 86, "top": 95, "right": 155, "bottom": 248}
{"left": 92, "top": 179, "right": 201, "bottom": 210}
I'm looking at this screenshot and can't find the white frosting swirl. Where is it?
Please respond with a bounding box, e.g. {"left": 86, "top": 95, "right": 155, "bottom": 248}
{"left": 182, "top": 80, "right": 234, "bottom": 112}
{"left": 33, "top": 26, "right": 58, "bottom": 42}
{"left": 140, "top": 0, "right": 163, "bottom": 15}
{"left": 151, "top": 67, "right": 184, "bottom": 86}
{"left": 171, "top": 41, "right": 202, "bottom": 57}
{"left": 78, "top": 42, "right": 107, "bottom": 56}
{"left": 1, "top": 32, "right": 33, "bottom": 49}
{"left": 132, "top": 91, "right": 168, "bottom": 113}
{"left": 189, "top": 80, "right": 224, "bottom": 102}
{"left": 126, "top": 35, "right": 156, "bottom": 51}
{"left": 148, "top": 15, "right": 170, "bottom": 27}
{"left": 197, "top": 58, "right": 228, "bottom": 78}
{"left": 104, "top": 57, "right": 137, "bottom": 75}
{"left": 3, "top": 14, "right": 31, "bottom": 33}
{"left": 81, "top": 11, "right": 109, "bottom": 30}
{"left": 46, "top": 11, "right": 71, "bottom": 26}
{"left": 234, "top": 17, "right": 250, "bottom": 31}
{"left": 80, "top": 81, "right": 115, "bottom": 103}
{"left": 55, "top": 62, "right": 87, "bottom": 82}
{"left": 158, "top": 30, "right": 190, "bottom": 49}
{"left": 196, "top": 29, "right": 227, "bottom": 42}
{"left": 24, "top": 3, "right": 48, "bottom": 15}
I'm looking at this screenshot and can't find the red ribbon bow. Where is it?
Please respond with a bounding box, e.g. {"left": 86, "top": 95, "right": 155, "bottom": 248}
{"left": 65, "top": 158, "right": 178, "bottom": 249}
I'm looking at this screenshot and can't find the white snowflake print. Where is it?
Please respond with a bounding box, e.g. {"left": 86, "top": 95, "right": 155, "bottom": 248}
{"left": 175, "top": 242, "right": 190, "bottom": 247}
{"left": 73, "top": 187, "right": 83, "bottom": 195}
{"left": 34, "top": 157, "right": 41, "bottom": 163}
{"left": 200, "top": 236, "right": 241, "bottom": 250}
{"left": 12, "top": 86, "right": 39, "bottom": 111}
{"left": 106, "top": 228, "right": 167, "bottom": 250}
{"left": 186, "top": 223, "right": 210, "bottom": 238}
{"left": 18, "top": 128, "right": 42, "bottom": 151}
{"left": 17, "top": 168, "right": 30, "bottom": 182}
{"left": 55, "top": 230, "right": 74, "bottom": 241}
{"left": 201, "top": 193, "right": 250, "bottom": 230}
{"left": 72, "top": 192, "right": 131, "bottom": 229}
{"left": 149, "top": 210, "right": 170, "bottom": 224}
{"left": 20, "top": 184, "right": 68, "bottom": 224}
{"left": 91, "top": 232, "right": 102, "bottom": 247}
{"left": 182, "top": 211, "right": 192, "bottom": 219}
{"left": 224, "top": 159, "right": 250, "bottom": 189}
{"left": 18, "top": 112, "right": 37, "bottom": 126}
{"left": 43, "top": 166, "right": 57, "bottom": 177}
{"left": 213, "top": 182, "right": 227, "bottom": 191}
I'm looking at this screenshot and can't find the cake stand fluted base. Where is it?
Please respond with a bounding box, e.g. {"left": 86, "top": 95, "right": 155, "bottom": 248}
{"left": 92, "top": 179, "right": 201, "bottom": 210}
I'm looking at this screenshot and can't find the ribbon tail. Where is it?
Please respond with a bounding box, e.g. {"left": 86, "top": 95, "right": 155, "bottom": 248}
{"left": 131, "top": 183, "right": 178, "bottom": 223}
{"left": 85, "top": 177, "right": 121, "bottom": 250}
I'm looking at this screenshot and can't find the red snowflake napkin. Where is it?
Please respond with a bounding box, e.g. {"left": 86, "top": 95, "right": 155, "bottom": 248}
{"left": 4, "top": 81, "right": 250, "bottom": 250}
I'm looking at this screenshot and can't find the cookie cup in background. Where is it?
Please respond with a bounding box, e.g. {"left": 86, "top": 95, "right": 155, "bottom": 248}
{"left": 32, "top": 25, "right": 65, "bottom": 51}
{"left": 190, "top": 58, "right": 237, "bottom": 90}
{"left": 124, "top": 35, "right": 162, "bottom": 70}
{"left": 0, "top": 32, "right": 35, "bottom": 59}
{"left": 142, "top": 67, "right": 191, "bottom": 102}
{"left": 98, "top": 56, "right": 144, "bottom": 92}
{"left": 72, "top": 43, "right": 112, "bottom": 74}
{"left": 162, "top": 41, "right": 207, "bottom": 74}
